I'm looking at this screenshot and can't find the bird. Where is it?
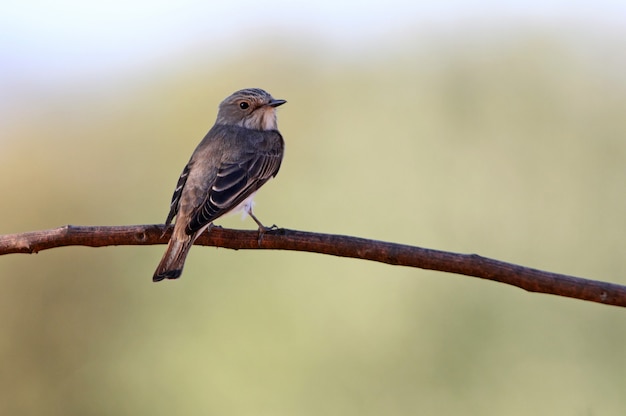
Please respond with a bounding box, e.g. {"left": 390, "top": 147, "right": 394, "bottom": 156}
{"left": 153, "top": 88, "right": 286, "bottom": 282}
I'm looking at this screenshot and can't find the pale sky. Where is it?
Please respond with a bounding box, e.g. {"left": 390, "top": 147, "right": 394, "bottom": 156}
{"left": 1, "top": 0, "right": 625, "bottom": 85}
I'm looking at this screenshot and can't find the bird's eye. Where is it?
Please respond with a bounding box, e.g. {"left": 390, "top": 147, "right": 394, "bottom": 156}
{"left": 239, "top": 101, "right": 249, "bottom": 110}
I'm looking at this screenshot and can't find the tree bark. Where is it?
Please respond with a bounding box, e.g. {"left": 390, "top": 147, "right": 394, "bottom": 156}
{"left": 1, "top": 224, "right": 624, "bottom": 308}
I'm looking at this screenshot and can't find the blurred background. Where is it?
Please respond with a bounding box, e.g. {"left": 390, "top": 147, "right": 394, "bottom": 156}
{"left": 1, "top": 1, "right": 625, "bottom": 414}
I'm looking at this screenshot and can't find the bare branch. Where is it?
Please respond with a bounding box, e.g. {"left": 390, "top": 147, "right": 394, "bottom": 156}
{"left": 1, "top": 224, "right": 624, "bottom": 308}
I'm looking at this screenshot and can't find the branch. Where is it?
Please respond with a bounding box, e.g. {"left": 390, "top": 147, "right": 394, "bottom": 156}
{"left": 1, "top": 224, "right": 624, "bottom": 308}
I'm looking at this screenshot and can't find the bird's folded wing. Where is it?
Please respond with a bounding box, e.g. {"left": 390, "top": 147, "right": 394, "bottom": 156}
{"left": 185, "top": 150, "right": 283, "bottom": 234}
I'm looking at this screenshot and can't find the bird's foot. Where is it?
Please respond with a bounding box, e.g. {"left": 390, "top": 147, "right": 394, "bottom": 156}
{"left": 256, "top": 224, "right": 280, "bottom": 246}
{"left": 207, "top": 223, "right": 222, "bottom": 232}
{"left": 247, "top": 209, "right": 280, "bottom": 245}
{"left": 256, "top": 225, "right": 268, "bottom": 246}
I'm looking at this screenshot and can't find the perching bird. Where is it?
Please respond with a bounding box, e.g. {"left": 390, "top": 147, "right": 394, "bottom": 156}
{"left": 153, "top": 88, "right": 286, "bottom": 282}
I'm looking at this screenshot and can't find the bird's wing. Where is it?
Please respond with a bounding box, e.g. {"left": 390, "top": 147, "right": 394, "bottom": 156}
{"left": 185, "top": 147, "right": 283, "bottom": 234}
{"left": 165, "top": 162, "right": 192, "bottom": 226}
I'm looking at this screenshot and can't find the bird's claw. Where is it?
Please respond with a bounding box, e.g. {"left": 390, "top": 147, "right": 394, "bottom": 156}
{"left": 207, "top": 223, "right": 222, "bottom": 231}
{"left": 256, "top": 224, "right": 280, "bottom": 246}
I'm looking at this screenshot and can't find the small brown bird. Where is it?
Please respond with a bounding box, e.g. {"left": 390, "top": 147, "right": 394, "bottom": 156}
{"left": 153, "top": 88, "right": 286, "bottom": 282}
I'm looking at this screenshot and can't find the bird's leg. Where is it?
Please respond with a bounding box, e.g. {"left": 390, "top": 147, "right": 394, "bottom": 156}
{"left": 248, "top": 210, "right": 265, "bottom": 230}
{"left": 247, "top": 208, "right": 278, "bottom": 245}
{"left": 248, "top": 209, "right": 278, "bottom": 231}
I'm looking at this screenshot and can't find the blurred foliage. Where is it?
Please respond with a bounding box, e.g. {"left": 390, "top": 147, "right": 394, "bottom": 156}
{"left": 1, "top": 30, "right": 625, "bottom": 415}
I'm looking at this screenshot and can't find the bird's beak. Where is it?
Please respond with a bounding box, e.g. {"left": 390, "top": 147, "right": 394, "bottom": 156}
{"left": 268, "top": 99, "right": 287, "bottom": 107}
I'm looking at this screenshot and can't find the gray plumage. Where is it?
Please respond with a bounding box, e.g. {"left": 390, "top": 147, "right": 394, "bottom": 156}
{"left": 153, "top": 88, "right": 286, "bottom": 282}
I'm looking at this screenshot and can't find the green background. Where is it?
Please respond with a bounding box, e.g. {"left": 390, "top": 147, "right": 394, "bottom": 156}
{"left": 2, "top": 20, "right": 626, "bottom": 416}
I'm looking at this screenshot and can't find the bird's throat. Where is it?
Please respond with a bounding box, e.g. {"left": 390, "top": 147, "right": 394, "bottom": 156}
{"left": 243, "top": 107, "right": 278, "bottom": 131}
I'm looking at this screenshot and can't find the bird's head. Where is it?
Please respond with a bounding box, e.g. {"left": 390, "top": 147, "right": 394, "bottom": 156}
{"left": 216, "top": 88, "right": 286, "bottom": 131}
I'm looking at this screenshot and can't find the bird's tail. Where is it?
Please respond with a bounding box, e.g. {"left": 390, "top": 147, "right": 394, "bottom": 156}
{"left": 153, "top": 236, "right": 195, "bottom": 282}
